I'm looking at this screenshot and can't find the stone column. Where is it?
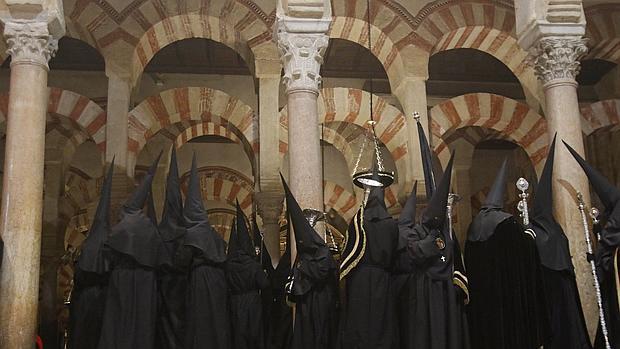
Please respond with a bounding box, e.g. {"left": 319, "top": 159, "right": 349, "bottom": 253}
{"left": 256, "top": 192, "right": 284, "bottom": 267}
{"left": 105, "top": 71, "right": 132, "bottom": 221}
{"left": 0, "top": 20, "right": 59, "bottom": 349}
{"left": 531, "top": 37, "right": 598, "bottom": 335}
{"left": 276, "top": 16, "right": 330, "bottom": 243}
{"left": 394, "top": 77, "right": 430, "bottom": 191}
{"left": 256, "top": 61, "right": 284, "bottom": 263}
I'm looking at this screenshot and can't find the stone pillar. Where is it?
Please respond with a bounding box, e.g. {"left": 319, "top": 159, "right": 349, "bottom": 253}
{"left": 256, "top": 61, "right": 284, "bottom": 263}
{"left": 515, "top": 0, "right": 597, "bottom": 336}
{"left": 276, "top": 14, "right": 330, "bottom": 243}
{"left": 531, "top": 37, "right": 597, "bottom": 335}
{"left": 255, "top": 192, "right": 284, "bottom": 267}
{"left": 0, "top": 19, "right": 60, "bottom": 349}
{"left": 394, "top": 77, "right": 429, "bottom": 191}
{"left": 105, "top": 71, "right": 132, "bottom": 221}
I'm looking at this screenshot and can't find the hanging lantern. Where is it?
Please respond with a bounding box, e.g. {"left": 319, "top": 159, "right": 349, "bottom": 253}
{"left": 351, "top": 120, "right": 394, "bottom": 189}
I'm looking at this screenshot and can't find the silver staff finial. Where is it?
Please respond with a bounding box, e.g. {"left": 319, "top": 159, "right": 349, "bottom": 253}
{"left": 516, "top": 177, "right": 530, "bottom": 226}
{"left": 413, "top": 111, "right": 420, "bottom": 121}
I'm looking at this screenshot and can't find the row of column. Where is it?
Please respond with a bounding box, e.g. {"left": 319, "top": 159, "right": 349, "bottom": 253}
{"left": 0, "top": 10, "right": 600, "bottom": 349}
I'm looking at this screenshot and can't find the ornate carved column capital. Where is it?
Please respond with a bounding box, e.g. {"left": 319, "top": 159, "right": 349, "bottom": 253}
{"left": 276, "top": 21, "right": 329, "bottom": 94}
{"left": 255, "top": 191, "right": 285, "bottom": 223}
{"left": 530, "top": 37, "right": 588, "bottom": 86}
{"left": 4, "top": 20, "right": 58, "bottom": 69}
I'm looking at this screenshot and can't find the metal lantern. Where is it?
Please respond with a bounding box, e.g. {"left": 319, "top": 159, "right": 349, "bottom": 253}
{"left": 351, "top": 120, "right": 395, "bottom": 189}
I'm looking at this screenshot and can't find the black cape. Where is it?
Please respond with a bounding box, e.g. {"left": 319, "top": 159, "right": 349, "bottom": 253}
{"left": 180, "top": 154, "right": 230, "bottom": 349}
{"left": 69, "top": 161, "right": 114, "bottom": 349}
{"left": 227, "top": 204, "right": 270, "bottom": 349}
{"left": 259, "top": 223, "right": 293, "bottom": 349}
{"left": 339, "top": 188, "right": 398, "bottom": 349}
{"left": 156, "top": 149, "right": 187, "bottom": 349}
{"left": 282, "top": 175, "right": 338, "bottom": 349}
{"left": 98, "top": 155, "right": 168, "bottom": 349}
{"left": 531, "top": 135, "right": 590, "bottom": 349}
{"left": 465, "top": 217, "right": 549, "bottom": 349}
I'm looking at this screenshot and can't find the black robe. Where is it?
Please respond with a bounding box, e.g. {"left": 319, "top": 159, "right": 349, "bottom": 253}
{"left": 398, "top": 223, "right": 469, "bottom": 349}
{"left": 594, "top": 217, "right": 620, "bottom": 349}
{"left": 339, "top": 210, "right": 398, "bottom": 348}
{"left": 227, "top": 251, "right": 270, "bottom": 349}
{"left": 98, "top": 251, "right": 159, "bottom": 349}
{"left": 289, "top": 246, "right": 339, "bottom": 349}
{"left": 177, "top": 226, "right": 230, "bottom": 349}
{"left": 264, "top": 253, "right": 293, "bottom": 349}
{"left": 68, "top": 269, "right": 107, "bottom": 349}
{"left": 98, "top": 212, "right": 167, "bottom": 349}
{"left": 156, "top": 234, "right": 187, "bottom": 349}
{"left": 465, "top": 217, "right": 549, "bottom": 349}
{"left": 532, "top": 221, "right": 591, "bottom": 349}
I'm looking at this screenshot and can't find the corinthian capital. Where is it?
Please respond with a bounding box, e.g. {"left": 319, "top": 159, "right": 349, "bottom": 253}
{"left": 276, "top": 21, "right": 329, "bottom": 94}
{"left": 4, "top": 20, "right": 58, "bottom": 69}
{"left": 530, "top": 37, "right": 588, "bottom": 85}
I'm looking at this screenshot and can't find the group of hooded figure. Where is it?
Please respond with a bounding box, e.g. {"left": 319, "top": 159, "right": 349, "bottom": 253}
{"left": 65, "top": 118, "right": 620, "bottom": 349}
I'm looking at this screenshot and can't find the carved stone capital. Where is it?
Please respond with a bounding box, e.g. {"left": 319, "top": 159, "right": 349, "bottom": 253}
{"left": 276, "top": 21, "right": 329, "bottom": 94}
{"left": 4, "top": 20, "right": 58, "bottom": 69}
{"left": 255, "top": 191, "right": 285, "bottom": 223}
{"left": 530, "top": 37, "right": 588, "bottom": 85}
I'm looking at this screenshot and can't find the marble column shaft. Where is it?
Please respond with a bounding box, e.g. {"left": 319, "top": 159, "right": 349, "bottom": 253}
{"left": 258, "top": 74, "right": 284, "bottom": 262}
{"left": 532, "top": 37, "right": 597, "bottom": 337}
{"left": 394, "top": 78, "right": 430, "bottom": 191}
{"left": 0, "top": 20, "right": 58, "bottom": 349}
{"left": 105, "top": 73, "right": 132, "bottom": 222}
{"left": 277, "top": 26, "right": 329, "bottom": 247}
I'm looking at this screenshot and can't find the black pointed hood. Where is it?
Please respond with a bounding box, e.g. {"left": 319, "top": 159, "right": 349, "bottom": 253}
{"left": 417, "top": 118, "right": 436, "bottom": 199}
{"left": 277, "top": 219, "right": 292, "bottom": 273}
{"left": 252, "top": 215, "right": 274, "bottom": 271}
{"left": 563, "top": 140, "right": 620, "bottom": 214}
{"left": 182, "top": 153, "right": 227, "bottom": 264}
{"left": 399, "top": 181, "right": 418, "bottom": 228}
{"left": 228, "top": 201, "right": 255, "bottom": 258}
{"left": 124, "top": 151, "right": 162, "bottom": 214}
{"left": 364, "top": 183, "right": 391, "bottom": 221}
{"left": 483, "top": 158, "right": 508, "bottom": 210}
{"left": 280, "top": 174, "right": 326, "bottom": 254}
{"left": 422, "top": 151, "right": 454, "bottom": 229}
{"left": 106, "top": 155, "right": 166, "bottom": 268}
{"left": 77, "top": 159, "right": 114, "bottom": 274}
{"left": 159, "top": 147, "right": 185, "bottom": 242}
{"left": 468, "top": 159, "right": 512, "bottom": 242}
{"left": 531, "top": 135, "right": 573, "bottom": 271}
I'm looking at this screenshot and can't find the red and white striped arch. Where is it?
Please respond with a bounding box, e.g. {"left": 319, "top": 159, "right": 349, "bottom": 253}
{"left": 131, "top": 12, "right": 272, "bottom": 83}
{"left": 415, "top": 1, "right": 539, "bottom": 108}
{"left": 180, "top": 166, "right": 254, "bottom": 216}
{"left": 280, "top": 87, "right": 409, "bottom": 184}
{"left": 585, "top": 4, "right": 620, "bottom": 63}
{"left": 174, "top": 121, "right": 243, "bottom": 148}
{"left": 430, "top": 93, "right": 548, "bottom": 174}
{"left": 581, "top": 99, "right": 620, "bottom": 135}
{"left": 128, "top": 87, "right": 257, "bottom": 176}
{"left": 0, "top": 87, "right": 106, "bottom": 150}
{"left": 323, "top": 181, "right": 359, "bottom": 223}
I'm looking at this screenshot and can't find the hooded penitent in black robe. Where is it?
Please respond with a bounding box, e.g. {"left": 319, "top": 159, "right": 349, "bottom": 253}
{"left": 339, "top": 184, "right": 398, "bottom": 349}
{"left": 156, "top": 148, "right": 187, "bottom": 349}
{"left": 465, "top": 159, "right": 549, "bottom": 349}
{"left": 281, "top": 175, "right": 339, "bottom": 349}
{"left": 531, "top": 136, "right": 591, "bottom": 349}
{"left": 69, "top": 160, "right": 114, "bottom": 349}
{"left": 257, "top": 220, "right": 293, "bottom": 349}
{"left": 565, "top": 141, "right": 620, "bottom": 349}
{"left": 399, "top": 152, "right": 470, "bottom": 349}
{"left": 178, "top": 154, "right": 230, "bottom": 349}
{"left": 227, "top": 202, "right": 270, "bottom": 349}
{"left": 98, "top": 154, "right": 169, "bottom": 349}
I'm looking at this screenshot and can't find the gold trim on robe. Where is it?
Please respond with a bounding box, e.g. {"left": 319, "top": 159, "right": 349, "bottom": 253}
{"left": 340, "top": 210, "right": 367, "bottom": 280}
